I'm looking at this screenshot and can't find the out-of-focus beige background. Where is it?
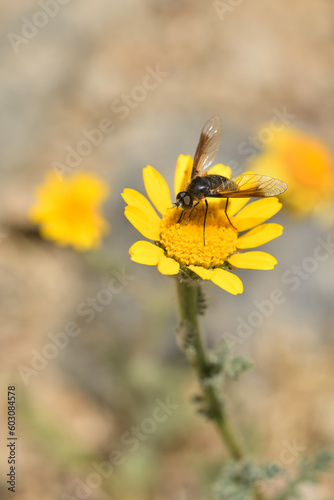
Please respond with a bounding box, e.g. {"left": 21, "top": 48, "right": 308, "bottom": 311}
{"left": 1, "top": 1, "right": 334, "bottom": 499}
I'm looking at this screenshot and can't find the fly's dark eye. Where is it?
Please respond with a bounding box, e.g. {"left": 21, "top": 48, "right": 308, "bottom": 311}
{"left": 183, "top": 195, "right": 191, "bottom": 206}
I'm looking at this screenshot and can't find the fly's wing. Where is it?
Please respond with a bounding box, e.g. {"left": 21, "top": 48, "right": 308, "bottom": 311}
{"left": 207, "top": 174, "right": 288, "bottom": 198}
{"left": 191, "top": 115, "right": 222, "bottom": 179}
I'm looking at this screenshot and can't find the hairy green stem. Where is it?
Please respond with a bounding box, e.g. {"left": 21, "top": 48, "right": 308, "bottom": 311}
{"left": 176, "top": 279, "right": 266, "bottom": 500}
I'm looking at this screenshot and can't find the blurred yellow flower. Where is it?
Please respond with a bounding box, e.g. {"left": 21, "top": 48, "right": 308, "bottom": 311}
{"left": 122, "top": 155, "right": 284, "bottom": 295}
{"left": 29, "top": 172, "right": 109, "bottom": 251}
{"left": 249, "top": 127, "right": 334, "bottom": 221}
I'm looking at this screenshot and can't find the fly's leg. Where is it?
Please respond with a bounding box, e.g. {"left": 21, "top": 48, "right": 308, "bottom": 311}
{"left": 203, "top": 199, "right": 208, "bottom": 246}
{"left": 187, "top": 201, "right": 199, "bottom": 223}
{"left": 177, "top": 201, "right": 200, "bottom": 225}
{"left": 225, "top": 198, "right": 237, "bottom": 230}
{"left": 177, "top": 210, "right": 185, "bottom": 224}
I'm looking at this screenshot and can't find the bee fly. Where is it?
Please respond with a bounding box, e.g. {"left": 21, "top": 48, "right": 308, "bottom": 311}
{"left": 175, "top": 115, "right": 287, "bottom": 245}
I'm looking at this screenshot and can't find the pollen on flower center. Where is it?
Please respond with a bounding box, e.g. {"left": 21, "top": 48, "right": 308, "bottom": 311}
{"left": 159, "top": 204, "right": 238, "bottom": 269}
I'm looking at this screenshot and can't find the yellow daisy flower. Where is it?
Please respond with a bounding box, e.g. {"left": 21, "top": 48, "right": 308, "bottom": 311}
{"left": 122, "top": 156, "right": 284, "bottom": 295}
{"left": 29, "top": 171, "right": 109, "bottom": 251}
{"left": 249, "top": 126, "right": 334, "bottom": 220}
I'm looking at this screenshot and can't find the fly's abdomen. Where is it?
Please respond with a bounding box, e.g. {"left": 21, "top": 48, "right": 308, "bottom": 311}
{"left": 205, "top": 175, "right": 229, "bottom": 189}
{"left": 187, "top": 175, "right": 231, "bottom": 197}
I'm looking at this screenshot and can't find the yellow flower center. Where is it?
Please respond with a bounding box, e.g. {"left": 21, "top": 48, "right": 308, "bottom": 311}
{"left": 159, "top": 204, "right": 238, "bottom": 269}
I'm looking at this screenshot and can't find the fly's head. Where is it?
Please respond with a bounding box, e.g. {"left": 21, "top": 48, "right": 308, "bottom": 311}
{"left": 175, "top": 191, "right": 194, "bottom": 210}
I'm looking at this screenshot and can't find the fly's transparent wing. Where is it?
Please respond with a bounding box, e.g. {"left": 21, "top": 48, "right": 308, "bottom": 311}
{"left": 209, "top": 174, "right": 288, "bottom": 198}
{"left": 191, "top": 115, "right": 222, "bottom": 178}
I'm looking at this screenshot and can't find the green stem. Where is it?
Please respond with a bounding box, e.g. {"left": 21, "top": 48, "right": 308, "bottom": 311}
{"left": 176, "top": 279, "right": 267, "bottom": 500}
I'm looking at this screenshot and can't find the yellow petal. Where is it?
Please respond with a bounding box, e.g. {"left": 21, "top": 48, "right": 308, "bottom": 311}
{"left": 157, "top": 255, "right": 180, "bottom": 275}
{"left": 129, "top": 240, "right": 164, "bottom": 265}
{"left": 124, "top": 206, "right": 160, "bottom": 240}
{"left": 232, "top": 171, "right": 256, "bottom": 190}
{"left": 228, "top": 251, "right": 277, "bottom": 270}
{"left": 122, "top": 188, "right": 161, "bottom": 224}
{"left": 233, "top": 198, "right": 282, "bottom": 231}
{"left": 188, "top": 265, "right": 214, "bottom": 280}
{"left": 228, "top": 198, "right": 250, "bottom": 216}
{"left": 174, "top": 155, "right": 193, "bottom": 196}
{"left": 207, "top": 164, "right": 231, "bottom": 178}
{"left": 211, "top": 269, "right": 244, "bottom": 295}
{"left": 236, "top": 223, "right": 283, "bottom": 249}
{"left": 143, "top": 166, "right": 172, "bottom": 216}
{"left": 227, "top": 171, "right": 254, "bottom": 215}
{"left": 189, "top": 265, "right": 243, "bottom": 294}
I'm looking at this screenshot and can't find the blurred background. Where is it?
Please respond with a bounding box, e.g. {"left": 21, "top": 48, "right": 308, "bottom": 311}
{"left": 1, "top": 1, "right": 334, "bottom": 498}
